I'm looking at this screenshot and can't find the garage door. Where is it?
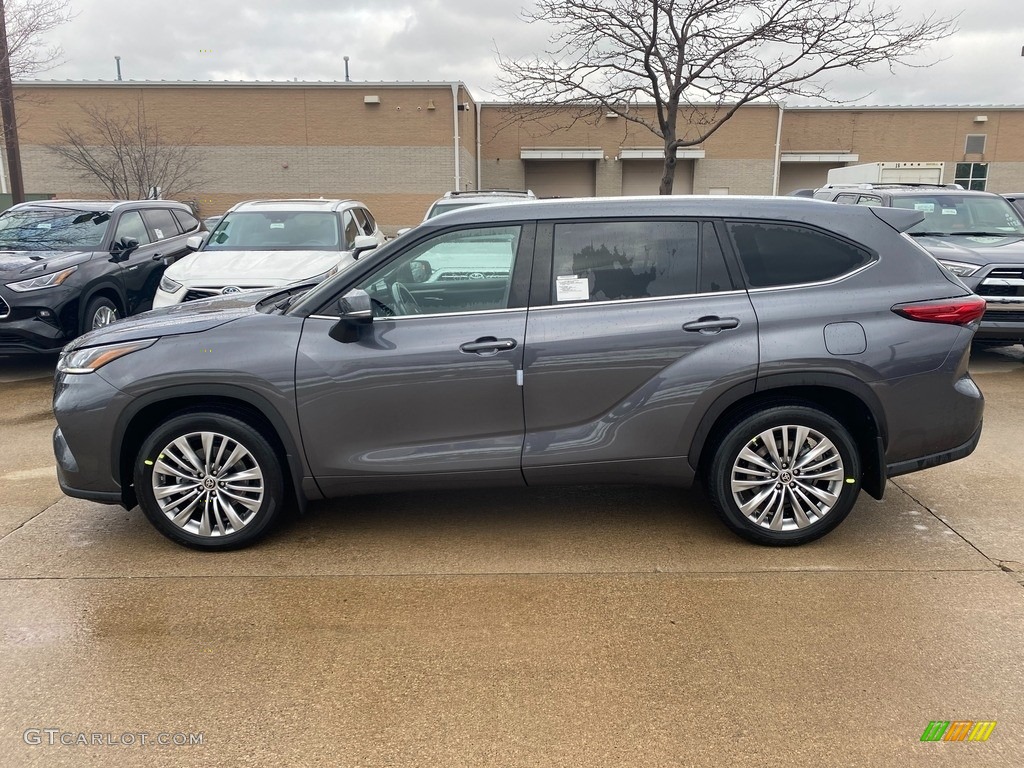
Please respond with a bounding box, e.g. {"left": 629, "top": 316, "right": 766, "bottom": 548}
{"left": 621, "top": 159, "right": 694, "bottom": 196}
{"left": 525, "top": 160, "right": 596, "bottom": 198}
{"left": 779, "top": 163, "right": 843, "bottom": 195}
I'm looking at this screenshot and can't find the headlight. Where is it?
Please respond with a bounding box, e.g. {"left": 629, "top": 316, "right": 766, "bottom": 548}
{"left": 938, "top": 260, "right": 981, "bottom": 278}
{"left": 159, "top": 274, "right": 183, "bottom": 293}
{"left": 7, "top": 266, "right": 78, "bottom": 292}
{"left": 57, "top": 339, "right": 157, "bottom": 374}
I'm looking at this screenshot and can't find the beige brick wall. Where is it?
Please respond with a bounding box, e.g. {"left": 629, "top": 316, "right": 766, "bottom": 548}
{"left": 693, "top": 159, "right": 776, "bottom": 195}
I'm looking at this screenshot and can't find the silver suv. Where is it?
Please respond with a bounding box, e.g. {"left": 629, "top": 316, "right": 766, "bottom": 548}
{"left": 53, "top": 197, "right": 984, "bottom": 550}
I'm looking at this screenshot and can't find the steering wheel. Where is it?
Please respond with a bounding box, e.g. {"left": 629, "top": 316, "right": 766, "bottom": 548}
{"left": 391, "top": 281, "right": 420, "bottom": 315}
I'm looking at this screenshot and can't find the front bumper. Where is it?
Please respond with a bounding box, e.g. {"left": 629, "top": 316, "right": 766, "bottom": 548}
{"left": 52, "top": 372, "right": 129, "bottom": 507}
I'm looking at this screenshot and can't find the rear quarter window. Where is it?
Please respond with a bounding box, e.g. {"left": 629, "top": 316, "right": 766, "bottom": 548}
{"left": 726, "top": 220, "right": 873, "bottom": 288}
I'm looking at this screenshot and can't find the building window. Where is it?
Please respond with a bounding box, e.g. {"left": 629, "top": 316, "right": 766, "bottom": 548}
{"left": 954, "top": 162, "right": 988, "bottom": 191}
{"left": 964, "top": 134, "right": 987, "bottom": 155}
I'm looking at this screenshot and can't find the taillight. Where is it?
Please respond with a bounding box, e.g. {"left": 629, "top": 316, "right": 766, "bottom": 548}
{"left": 892, "top": 296, "right": 986, "bottom": 326}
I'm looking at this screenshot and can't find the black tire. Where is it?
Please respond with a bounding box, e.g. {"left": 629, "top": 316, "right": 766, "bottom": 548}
{"left": 133, "top": 412, "right": 285, "bottom": 550}
{"left": 706, "top": 405, "right": 861, "bottom": 546}
{"left": 83, "top": 296, "right": 120, "bottom": 332}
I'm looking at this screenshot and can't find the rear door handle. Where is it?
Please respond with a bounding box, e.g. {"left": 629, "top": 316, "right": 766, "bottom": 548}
{"left": 682, "top": 316, "right": 740, "bottom": 333}
{"left": 460, "top": 337, "right": 518, "bottom": 354}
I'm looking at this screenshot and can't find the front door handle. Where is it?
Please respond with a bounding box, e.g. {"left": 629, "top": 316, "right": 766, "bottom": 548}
{"left": 682, "top": 316, "right": 740, "bottom": 334}
{"left": 460, "top": 337, "right": 518, "bottom": 354}
{"left": 151, "top": 253, "right": 163, "bottom": 260}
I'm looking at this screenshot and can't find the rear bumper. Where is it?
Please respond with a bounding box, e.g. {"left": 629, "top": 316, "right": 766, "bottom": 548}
{"left": 886, "top": 421, "right": 982, "bottom": 478}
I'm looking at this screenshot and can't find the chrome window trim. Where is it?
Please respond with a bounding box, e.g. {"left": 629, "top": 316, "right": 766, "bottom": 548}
{"left": 745, "top": 260, "right": 878, "bottom": 293}
{"left": 308, "top": 307, "right": 527, "bottom": 322}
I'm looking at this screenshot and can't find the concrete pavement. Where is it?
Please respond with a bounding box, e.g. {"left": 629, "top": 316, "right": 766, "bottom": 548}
{"left": 1, "top": 348, "right": 1022, "bottom": 766}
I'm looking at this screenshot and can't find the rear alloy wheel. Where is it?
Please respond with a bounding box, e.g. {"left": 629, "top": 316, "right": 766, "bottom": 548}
{"left": 134, "top": 412, "right": 285, "bottom": 550}
{"left": 707, "top": 406, "right": 861, "bottom": 546}
{"left": 84, "top": 296, "right": 120, "bottom": 331}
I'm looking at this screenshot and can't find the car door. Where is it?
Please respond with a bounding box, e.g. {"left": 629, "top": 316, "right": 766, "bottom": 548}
{"left": 295, "top": 222, "right": 535, "bottom": 496}
{"left": 521, "top": 219, "right": 759, "bottom": 484}
{"left": 110, "top": 209, "right": 165, "bottom": 315}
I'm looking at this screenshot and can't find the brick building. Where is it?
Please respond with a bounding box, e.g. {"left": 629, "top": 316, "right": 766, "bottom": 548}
{"left": 9, "top": 80, "right": 1024, "bottom": 232}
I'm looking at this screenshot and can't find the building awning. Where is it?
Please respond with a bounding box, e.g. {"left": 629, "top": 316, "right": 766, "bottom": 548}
{"left": 520, "top": 148, "right": 604, "bottom": 160}
{"left": 781, "top": 152, "right": 859, "bottom": 163}
{"left": 618, "top": 148, "right": 706, "bottom": 160}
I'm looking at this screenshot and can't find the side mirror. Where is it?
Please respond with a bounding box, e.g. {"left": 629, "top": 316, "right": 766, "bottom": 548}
{"left": 329, "top": 288, "right": 372, "bottom": 343}
{"left": 352, "top": 235, "right": 379, "bottom": 259}
{"left": 110, "top": 236, "right": 139, "bottom": 262}
{"left": 185, "top": 234, "right": 205, "bottom": 251}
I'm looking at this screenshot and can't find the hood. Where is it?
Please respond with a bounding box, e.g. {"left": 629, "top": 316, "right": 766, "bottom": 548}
{"left": 913, "top": 234, "right": 1024, "bottom": 266}
{"left": 66, "top": 291, "right": 273, "bottom": 350}
{"left": 165, "top": 249, "right": 354, "bottom": 285}
{"left": 0, "top": 250, "right": 93, "bottom": 278}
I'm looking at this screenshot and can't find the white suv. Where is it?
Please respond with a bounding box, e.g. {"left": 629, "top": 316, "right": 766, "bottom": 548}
{"left": 153, "top": 199, "right": 384, "bottom": 307}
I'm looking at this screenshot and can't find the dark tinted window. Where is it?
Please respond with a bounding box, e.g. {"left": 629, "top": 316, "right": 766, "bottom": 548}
{"left": 701, "top": 223, "right": 734, "bottom": 293}
{"left": 0, "top": 208, "right": 110, "bottom": 251}
{"left": 141, "top": 208, "right": 180, "bottom": 241}
{"left": 726, "top": 221, "right": 871, "bottom": 288}
{"left": 552, "top": 221, "right": 699, "bottom": 303}
{"left": 172, "top": 209, "right": 201, "bottom": 232}
{"left": 114, "top": 210, "right": 152, "bottom": 245}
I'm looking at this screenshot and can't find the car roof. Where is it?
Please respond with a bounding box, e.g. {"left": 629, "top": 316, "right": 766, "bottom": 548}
{"left": 228, "top": 198, "right": 361, "bottom": 214}
{"left": 414, "top": 194, "right": 909, "bottom": 229}
{"left": 6, "top": 199, "right": 192, "bottom": 213}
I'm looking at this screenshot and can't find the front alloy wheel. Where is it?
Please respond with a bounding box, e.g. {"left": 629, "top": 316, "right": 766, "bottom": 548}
{"left": 135, "top": 412, "right": 285, "bottom": 550}
{"left": 708, "top": 406, "right": 861, "bottom": 546}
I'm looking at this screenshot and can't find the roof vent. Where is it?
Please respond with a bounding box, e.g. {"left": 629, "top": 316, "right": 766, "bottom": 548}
{"left": 363, "top": 95, "right": 380, "bottom": 105}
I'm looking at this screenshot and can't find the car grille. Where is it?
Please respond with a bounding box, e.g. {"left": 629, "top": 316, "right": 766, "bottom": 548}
{"left": 979, "top": 266, "right": 1024, "bottom": 298}
{"left": 982, "top": 310, "right": 1024, "bottom": 323}
{"left": 0, "top": 295, "right": 9, "bottom": 318}
{"left": 183, "top": 289, "right": 220, "bottom": 303}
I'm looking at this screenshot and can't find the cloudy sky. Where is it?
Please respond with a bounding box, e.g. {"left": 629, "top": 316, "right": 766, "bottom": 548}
{"left": 25, "top": 0, "right": 1024, "bottom": 105}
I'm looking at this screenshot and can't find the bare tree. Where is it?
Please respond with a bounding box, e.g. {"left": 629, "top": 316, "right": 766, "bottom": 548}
{"left": 4, "top": 0, "right": 73, "bottom": 77}
{"left": 48, "top": 99, "right": 206, "bottom": 200}
{"left": 497, "top": 0, "right": 957, "bottom": 194}
{"left": 1, "top": 0, "right": 73, "bottom": 203}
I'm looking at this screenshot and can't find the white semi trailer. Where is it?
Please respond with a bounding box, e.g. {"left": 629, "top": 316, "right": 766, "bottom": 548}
{"left": 826, "top": 162, "right": 945, "bottom": 185}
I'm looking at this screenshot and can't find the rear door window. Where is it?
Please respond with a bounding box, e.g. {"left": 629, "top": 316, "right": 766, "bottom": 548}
{"left": 725, "top": 221, "right": 873, "bottom": 288}
{"left": 141, "top": 208, "right": 180, "bottom": 242}
{"left": 551, "top": 220, "right": 700, "bottom": 303}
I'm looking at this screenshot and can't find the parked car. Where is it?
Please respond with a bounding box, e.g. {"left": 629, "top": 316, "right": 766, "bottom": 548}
{"left": 397, "top": 190, "right": 537, "bottom": 235}
{"left": 814, "top": 184, "right": 1024, "bottom": 346}
{"left": 1002, "top": 193, "right": 1024, "bottom": 218}
{"left": 0, "top": 199, "right": 201, "bottom": 354}
{"left": 153, "top": 199, "right": 384, "bottom": 307}
{"left": 53, "top": 196, "right": 984, "bottom": 550}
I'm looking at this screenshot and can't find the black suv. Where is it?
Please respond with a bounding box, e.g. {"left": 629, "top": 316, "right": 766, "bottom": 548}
{"left": 814, "top": 184, "right": 1024, "bottom": 346}
{"left": 0, "top": 200, "right": 202, "bottom": 354}
{"left": 53, "top": 197, "right": 985, "bottom": 550}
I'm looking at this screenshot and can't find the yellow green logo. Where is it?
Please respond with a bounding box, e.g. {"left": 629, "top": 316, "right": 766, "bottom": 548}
{"left": 921, "top": 721, "right": 996, "bottom": 742}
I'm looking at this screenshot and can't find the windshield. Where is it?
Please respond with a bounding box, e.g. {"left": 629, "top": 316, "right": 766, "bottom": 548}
{"left": 0, "top": 209, "right": 110, "bottom": 251}
{"left": 893, "top": 194, "right": 1024, "bottom": 236}
{"left": 206, "top": 211, "right": 341, "bottom": 250}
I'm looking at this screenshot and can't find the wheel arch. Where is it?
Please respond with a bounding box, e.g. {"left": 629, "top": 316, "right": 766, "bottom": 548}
{"left": 114, "top": 386, "right": 312, "bottom": 512}
{"left": 688, "top": 373, "right": 888, "bottom": 500}
{"left": 77, "top": 284, "right": 126, "bottom": 334}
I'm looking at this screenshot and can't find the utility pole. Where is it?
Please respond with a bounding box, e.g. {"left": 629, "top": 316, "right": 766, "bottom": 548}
{"left": 0, "top": 0, "right": 25, "bottom": 204}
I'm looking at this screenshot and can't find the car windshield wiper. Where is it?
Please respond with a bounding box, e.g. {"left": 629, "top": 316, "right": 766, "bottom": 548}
{"left": 953, "top": 231, "right": 1021, "bottom": 237}
{"left": 910, "top": 231, "right": 952, "bottom": 236}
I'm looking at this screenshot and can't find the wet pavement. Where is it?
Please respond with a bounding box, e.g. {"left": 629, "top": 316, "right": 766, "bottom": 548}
{"left": 1, "top": 347, "right": 1023, "bottom": 766}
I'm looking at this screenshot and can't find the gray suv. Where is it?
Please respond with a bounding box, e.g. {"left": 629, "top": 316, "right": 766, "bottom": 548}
{"left": 815, "top": 184, "right": 1024, "bottom": 346}
{"left": 52, "top": 197, "right": 985, "bottom": 550}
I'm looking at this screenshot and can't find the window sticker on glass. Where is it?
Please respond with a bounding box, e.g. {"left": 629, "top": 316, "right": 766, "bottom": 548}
{"left": 154, "top": 228, "right": 164, "bottom": 238}
{"left": 556, "top": 275, "right": 590, "bottom": 302}
{"left": 270, "top": 222, "right": 285, "bottom": 229}
{"left": 941, "top": 209, "right": 957, "bottom": 215}
{"left": 914, "top": 203, "right": 935, "bottom": 212}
